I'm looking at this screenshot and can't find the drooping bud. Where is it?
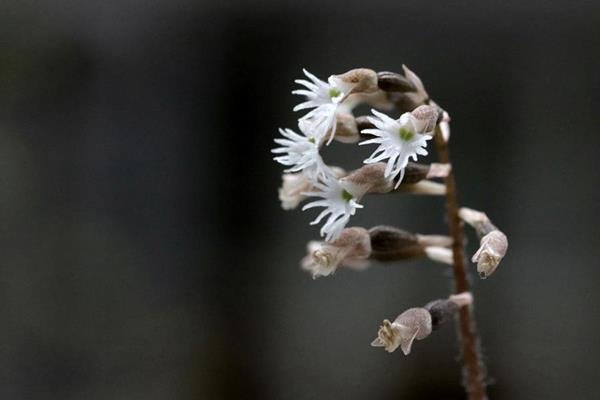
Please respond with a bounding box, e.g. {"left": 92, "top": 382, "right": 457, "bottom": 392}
{"left": 301, "top": 227, "right": 371, "bottom": 278}
{"left": 335, "top": 68, "right": 379, "bottom": 95}
{"left": 371, "top": 308, "right": 432, "bottom": 354}
{"left": 459, "top": 207, "right": 509, "bottom": 278}
{"left": 471, "top": 230, "right": 508, "bottom": 279}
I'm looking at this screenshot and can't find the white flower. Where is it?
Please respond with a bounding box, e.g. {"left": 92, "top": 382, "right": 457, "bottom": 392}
{"left": 360, "top": 109, "right": 432, "bottom": 188}
{"left": 271, "top": 120, "right": 327, "bottom": 179}
{"left": 292, "top": 69, "right": 355, "bottom": 144}
{"left": 302, "top": 174, "right": 363, "bottom": 242}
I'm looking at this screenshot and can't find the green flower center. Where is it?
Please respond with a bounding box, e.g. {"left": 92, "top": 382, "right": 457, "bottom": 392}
{"left": 329, "top": 88, "right": 342, "bottom": 98}
{"left": 308, "top": 137, "right": 316, "bottom": 144}
{"left": 398, "top": 127, "right": 414, "bottom": 141}
{"left": 341, "top": 189, "right": 353, "bottom": 202}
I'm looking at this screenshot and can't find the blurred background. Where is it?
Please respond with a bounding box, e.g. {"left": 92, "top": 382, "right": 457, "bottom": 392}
{"left": 1, "top": 1, "right": 599, "bottom": 399}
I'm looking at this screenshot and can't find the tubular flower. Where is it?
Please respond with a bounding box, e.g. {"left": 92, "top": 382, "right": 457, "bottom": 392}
{"left": 360, "top": 109, "right": 432, "bottom": 188}
{"left": 302, "top": 174, "right": 363, "bottom": 242}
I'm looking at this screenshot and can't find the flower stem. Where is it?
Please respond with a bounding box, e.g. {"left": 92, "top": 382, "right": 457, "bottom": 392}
{"left": 434, "top": 127, "right": 488, "bottom": 400}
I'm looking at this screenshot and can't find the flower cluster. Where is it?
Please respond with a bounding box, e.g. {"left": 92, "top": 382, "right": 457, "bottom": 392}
{"left": 272, "top": 67, "right": 438, "bottom": 241}
{"left": 271, "top": 65, "right": 509, "bottom": 397}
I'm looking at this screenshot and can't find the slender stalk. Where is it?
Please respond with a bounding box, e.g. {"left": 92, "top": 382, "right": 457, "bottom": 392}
{"left": 434, "top": 127, "right": 488, "bottom": 400}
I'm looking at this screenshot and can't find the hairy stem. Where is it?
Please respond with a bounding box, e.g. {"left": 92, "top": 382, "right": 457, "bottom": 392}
{"left": 434, "top": 127, "right": 488, "bottom": 400}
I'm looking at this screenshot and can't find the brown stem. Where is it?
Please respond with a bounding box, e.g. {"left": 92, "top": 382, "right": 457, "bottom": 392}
{"left": 434, "top": 127, "right": 488, "bottom": 400}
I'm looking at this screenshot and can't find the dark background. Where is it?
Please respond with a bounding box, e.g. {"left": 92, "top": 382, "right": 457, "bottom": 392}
{"left": 1, "top": 1, "right": 599, "bottom": 399}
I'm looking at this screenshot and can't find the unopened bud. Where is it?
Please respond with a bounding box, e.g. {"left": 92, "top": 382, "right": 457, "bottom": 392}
{"left": 301, "top": 227, "right": 371, "bottom": 278}
{"left": 371, "top": 308, "right": 432, "bottom": 355}
{"left": 335, "top": 68, "right": 378, "bottom": 94}
{"left": 410, "top": 104, "right": 439, "bottom": 134}
{"left": 472, "top": 230, "right": 508, "bottom": 279}
{"left": 459, "top": 207, "right": 508, "bottom": 278}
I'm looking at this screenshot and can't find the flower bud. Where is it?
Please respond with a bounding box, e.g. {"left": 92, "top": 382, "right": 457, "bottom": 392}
{"left": 410, "top": 104, "right": 439, "bottom": 134}
{"left": 301, "top": 227, "right": 371, "bottom": 278}
{"left": 459, "top": 207, "right": 508, "bottom": 278}
{"left": 335, "top": 68, "right": 378, "bottom": 94}
{"left": 472, "top": 230, "right": 508, "bottom": 279}
{"left": 371, "top": 308, "right": 432, "bottom": 355}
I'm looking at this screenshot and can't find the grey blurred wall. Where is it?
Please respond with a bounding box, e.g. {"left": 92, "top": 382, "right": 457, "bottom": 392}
{"left": 1, "top": 1, "right": 599, "bottom": 399}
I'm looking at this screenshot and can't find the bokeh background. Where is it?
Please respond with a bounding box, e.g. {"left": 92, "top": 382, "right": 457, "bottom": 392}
{"left": 1, "top": 1, "right": 599, "bottom": 399}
